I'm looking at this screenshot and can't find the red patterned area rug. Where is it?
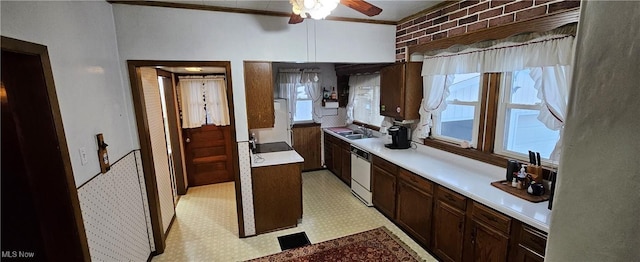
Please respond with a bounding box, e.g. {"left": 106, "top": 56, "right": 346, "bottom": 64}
{"left": 246, "top": 227, "right": 425, "bottom": 262}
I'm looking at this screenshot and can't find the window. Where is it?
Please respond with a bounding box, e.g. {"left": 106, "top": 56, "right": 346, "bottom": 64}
{"left": 432, "top": 73, "right": 482, "bottom": 147}
{"left": 352, "top": 86, "right": 384, "bottom": 126}
{"left": 495, "top": 69, "right": 560, "bottom": 161}
{"left": 293, "top": 84, "right": 313, "bottom": 123}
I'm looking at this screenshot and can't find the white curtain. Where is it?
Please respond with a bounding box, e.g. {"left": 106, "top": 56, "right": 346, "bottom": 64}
{"left": 416, "top": 75, "right": 454, "bottom": 138}
{"left": 179, "top": 79, "right": 206, "bottom": 128}
{"left": 420, "top": 34, "right": 574, "bottom": 158}
{"left": 178, "top": 76, "right": 230, "bottom": 128}
{"left": 203, "top": 78, "right": 230, "bottom": 126}
{"left": 277, "top": 72, "right": 300, "bottom": 121}
{"left": 347, "top": 74, "right": 382, "bottom": 126}
{"left": 530, "top": 65, "right": 572, "bottom": 160}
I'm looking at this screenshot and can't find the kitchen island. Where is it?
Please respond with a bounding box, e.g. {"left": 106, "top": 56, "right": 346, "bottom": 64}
{"left": 250, "top": 147, "right": 304, "bottom": 234}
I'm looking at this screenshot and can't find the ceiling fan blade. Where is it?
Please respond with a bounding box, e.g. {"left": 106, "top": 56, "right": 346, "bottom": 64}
{"left": 289, "top": 13, "right": 304, "bottom": 24}
{"left": 340, "top": 0, "right": 382, "bottom": 17}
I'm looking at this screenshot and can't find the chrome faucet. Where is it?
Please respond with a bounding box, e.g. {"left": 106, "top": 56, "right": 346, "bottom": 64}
{"left": 358, "top": 125, "right": 373, "bottom": 137}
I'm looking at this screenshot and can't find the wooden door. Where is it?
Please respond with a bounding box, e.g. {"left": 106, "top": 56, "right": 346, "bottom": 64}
{"left": 514, "top": 245, "right": 544, "bottom": 262}
{"left": 324, "top": 135, "right": 334, "bottom": 171}
{"left": 371, "top": 165, "right": 396, "bottom": 219}
{"left": 183, "top": 125, "right": 234, "bottom": 186}
{"left": 466, "top": 220, "right": 509, "bottom": 262}
{"left": 340, "top": 146, "right": 351, "bottom": 185}
{"left": 1, "top": 37, "right": 89, "bottom": 260}
{"left": 396, "top": 179, "right": 433, "bottom": 247}
{"left": 292, "top": 124, "right": 322, "bottom": 171}
{"left": 331, "top": 142, "right": 342, "bottom": 178}
{"left": 433, "top": 200, "right": 466, "bottom": 262}
{"left": 252, "top": 163, "right": 302, "bottom": 234}
{"left": 380, "top": 63, "right": 405, "bottom": 119}
{"left": 244, "top": 61, "right": 274, "bottom": 129}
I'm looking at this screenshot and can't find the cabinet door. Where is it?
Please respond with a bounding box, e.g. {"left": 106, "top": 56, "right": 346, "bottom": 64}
{"left": 292, "top": 125, "right": 321, "bottom": 171}
{"left": 340, "top": 147, "right": 351, "bottom": 185}
{"left": 433, "top": 200, "right": 466, "bottom": 262}
{"left": 251, "top": 163, "right": 302, "bottom": 234}
{"left": 514, "top": 245, "right": 544, "bottom": 262}
{"left": 466, "top": 220, "right": 509, "bottom": 262}
{"left": 396, "top": 179, "right": 433, "bottom": 247}
{"left": 331, "top": 143, "right": 342, "bottom": 178}
{"left": 324, "top": 135, "right": 333, "bottom": 171}
{"left": 371, "top": 165, "right": 396, "bottom": 219}
{"left": 244, "top": 61, "right": 274, "bottom": 129}
{"left": 380, "top": 63, "right": 405, "bottom": 119}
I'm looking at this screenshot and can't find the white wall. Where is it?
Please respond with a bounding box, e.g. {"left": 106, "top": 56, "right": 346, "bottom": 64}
{"left": 1, "top": 1, "right": 135, "bottom": 186}
{"left": 546, "top": 1, "right": 640, "bottom": 260}
{"left": 111, "top": 4, "right": 396, "bottom": 142}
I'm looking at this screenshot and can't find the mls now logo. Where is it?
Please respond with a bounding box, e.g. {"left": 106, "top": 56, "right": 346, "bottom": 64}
{"left": 1, "top": 250, "right": 35, "bottom": 258}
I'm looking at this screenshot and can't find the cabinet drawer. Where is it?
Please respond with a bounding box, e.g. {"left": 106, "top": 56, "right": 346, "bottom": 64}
{"left": 436, "top": 186, "right": 466, "bottom": 211}
{"left": 337, "top": 139, "right": 350, "bottom": 150}
{"left": 520, "top": 224, "right": 547, "bottom": 255}
{"left": 471, "top": 202, "right": 511, "bottom": 234}
{"left": 398, "top": 168, "right": 433, "bottom": 195}
{"left": 372, "top": 155, "right": 398, "bottom": 174}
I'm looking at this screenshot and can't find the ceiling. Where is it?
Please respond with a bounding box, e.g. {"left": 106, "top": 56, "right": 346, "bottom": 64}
{"left": 158, "top": 66, "right": 227, "bottom": 74}
{"left": 146, "top": 0, "right": 443, "bottom": 22}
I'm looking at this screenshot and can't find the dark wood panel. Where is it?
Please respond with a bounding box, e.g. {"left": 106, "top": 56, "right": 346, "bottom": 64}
{"left": 292, "top": 125, "right": 322, "bottom": 171}
{"left": 408, "top": 9, "right": 580, "bottom": 54}
{"left": 465, "top": 220, "right": 509, "bottom": 262}
{"left": 396, "top": 177, "right": 434, "bottom": 247}
{"left": 371, "top": 165, "right": 396, "bottom": 219}
{"left": 471, "top": 202, "right": 511, "bottom": 235}
{"left": 380, "top": 63, "right": 404, "bottom": 119}
{"left": 340, "top": 146, "right": 351, "bottom": 185}
{"left": 403, "top": 62, "right": 424, "bottom": 120}
{"left": 252, "top": 163, "right": 302, "bottom": 234}
{"left": 437, "top": 186, "right": 467, "bottom": 211}
{"left": 244, "top": 61, "right": 274, "bottom": 129}
{"left": 433, "top": 200, "right": 466, "bottom": 262}
{"left": 372, "top": 155, "right": 398, "bottom": 174}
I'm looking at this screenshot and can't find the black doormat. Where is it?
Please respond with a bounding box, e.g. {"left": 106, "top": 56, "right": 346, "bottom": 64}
{"left": 277, "top": 232, "right": 311, "bottom": 251}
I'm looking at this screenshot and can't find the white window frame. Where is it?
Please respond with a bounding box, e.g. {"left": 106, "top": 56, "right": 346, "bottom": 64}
{"left": 494, "top": 72, "right": 557, "bottom": 166}
{"left": 431, "top": 74, "right": 482, "bottom": 148}
{"left": 292, "top": 84, "right": 314, "bottom": 124}
{"left": 352, "top": 86, "right": 383, "bottom": 127}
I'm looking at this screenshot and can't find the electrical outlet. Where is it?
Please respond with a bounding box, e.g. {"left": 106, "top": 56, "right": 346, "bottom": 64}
{"left": 79, "top": 147, "right": 88, "bottom": 166}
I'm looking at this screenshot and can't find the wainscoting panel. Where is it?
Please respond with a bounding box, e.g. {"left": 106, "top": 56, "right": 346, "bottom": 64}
{"left": 77, "top": 151, "right": 151, "bottom": 261}
{"left": 237, "top": 141, "right": 256, "bottom": 236}
{"left": 135, "top": 150, "right": 155, "bottom": 252}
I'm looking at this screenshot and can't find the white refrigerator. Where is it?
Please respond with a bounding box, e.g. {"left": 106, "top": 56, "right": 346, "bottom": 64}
{"left": 251, "top": 99, "right": 292, "bottom": 145}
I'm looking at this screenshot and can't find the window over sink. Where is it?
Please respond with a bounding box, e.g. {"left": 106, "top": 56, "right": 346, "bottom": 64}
{"left": 347, "top": 73, "right": 384, "bottom": 127}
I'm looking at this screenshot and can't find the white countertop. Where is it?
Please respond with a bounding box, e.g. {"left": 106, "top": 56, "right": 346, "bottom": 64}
{"left": 324, "top": 129, "right": 552, "bottom": 233}
{"left": 250, "top": 150, "right": 304, "bottom": 168}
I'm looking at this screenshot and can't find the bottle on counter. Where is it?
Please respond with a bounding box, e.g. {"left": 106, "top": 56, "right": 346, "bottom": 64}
{"left": 511, "top": 177, "right": 518, "bottom": 188}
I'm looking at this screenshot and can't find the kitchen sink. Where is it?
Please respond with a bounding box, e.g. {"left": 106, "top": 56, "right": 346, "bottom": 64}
{"left": 344, "top": 134, "right": 365, "bottom": 140}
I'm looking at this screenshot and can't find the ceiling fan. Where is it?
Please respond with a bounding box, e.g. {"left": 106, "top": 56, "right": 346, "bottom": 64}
{"left": 288, "top": 0, "right": 383, "bottom": 24}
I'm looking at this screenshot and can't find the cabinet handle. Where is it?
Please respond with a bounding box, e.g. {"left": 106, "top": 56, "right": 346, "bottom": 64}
{"left": 471, "top": 227, "right": 477, "bottom": 244}
{"left": 483, "top": 213, "right": 498, "bottom": 223}
{"left": 445, "top": 194, "right": 455, "bottom": 202}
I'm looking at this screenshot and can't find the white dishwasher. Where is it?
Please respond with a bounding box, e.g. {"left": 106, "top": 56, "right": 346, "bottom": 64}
{"left": 350, "top": 145, "right": 373, "bottom": 206}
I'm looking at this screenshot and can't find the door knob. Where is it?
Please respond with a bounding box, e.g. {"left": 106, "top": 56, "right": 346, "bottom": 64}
{"left": 186, "top": 138, "right": 191, "bottom": 143}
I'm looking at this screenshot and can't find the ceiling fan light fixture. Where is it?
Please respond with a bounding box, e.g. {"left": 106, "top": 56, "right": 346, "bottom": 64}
{"left": 290, "top": 0, "right": 340, "bottom": 20}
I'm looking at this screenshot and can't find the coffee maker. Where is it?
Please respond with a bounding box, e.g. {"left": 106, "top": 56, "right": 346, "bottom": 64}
{"left": 385, "top": 126, "right": 411, "bottom": 149}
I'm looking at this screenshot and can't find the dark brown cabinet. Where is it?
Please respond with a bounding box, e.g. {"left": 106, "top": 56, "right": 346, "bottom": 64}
{"left": 380, "top": 62, "right": 423, "bottom": 120}
{"left": 244, "top": 61, "right": 274, "bottom": 129}
{"left": 510, "top": 222, "right": 547, "bottom": 262}
{"left": 396, "top": 169, "right": 434, "bottom": 247}
{"left": 433, "top": 186, "right": 467, "bottom": 262}
{"left": 323, "top": 133, "right": 351, "bottom": 185}
{"left": 292, "top": 124, "right": 322, "bottom": 171}
{"left": 251, "top": 163, "right": 302, "bottom": 234}
{"left": 371, "top": 155, "right": 398, "bottom": 219}
{"left": 464, "top": 202, "right": 512, "bottom": 262}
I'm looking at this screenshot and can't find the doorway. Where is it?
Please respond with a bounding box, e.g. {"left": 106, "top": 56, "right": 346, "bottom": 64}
{"left": 127, "top": 61, "right": 245, "bottom": 254}
{"left": 1, "top": 36, "right": 90, "bottom": 260}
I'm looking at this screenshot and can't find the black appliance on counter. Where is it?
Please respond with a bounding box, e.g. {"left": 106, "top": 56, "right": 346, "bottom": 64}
{"left": 385, "top": 126, "right": 411, "bottom": 149}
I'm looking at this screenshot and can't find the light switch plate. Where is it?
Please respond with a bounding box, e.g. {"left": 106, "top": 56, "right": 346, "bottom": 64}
{"left": 79, "top": 147, "right": 88, "bottom": 166}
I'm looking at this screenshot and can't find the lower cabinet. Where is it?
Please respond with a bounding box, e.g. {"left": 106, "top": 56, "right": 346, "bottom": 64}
{"left": 324, "top": 133, "right": 351, "bottom": 185}
{"left": 371, "top": 156, "right": 397, "bottom": 219}
{"left": 366, "top": 154, "right": 548, "bottom": 262}
{"left": 464, "top": 202, "right": 511, "bottom": 262}
{"left": 396, "top": 169, "right": 434, "bottom": 247}
{"left": 433, "top": 186, "right": 467, "bottom": 262}
{"left": 251, "top": 163, "right": 302, "bottom": 234}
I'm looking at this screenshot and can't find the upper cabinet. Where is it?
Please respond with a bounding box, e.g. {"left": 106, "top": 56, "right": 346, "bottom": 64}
{"left": 380, "top": 62, "right": 423, "bottom": 120}
{"left": 244, "top": 61, "right": 274, "bottom": 129}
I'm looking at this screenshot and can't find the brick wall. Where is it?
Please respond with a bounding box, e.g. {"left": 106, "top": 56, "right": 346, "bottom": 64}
{"left": 396, "top": 0, "right": 581, "bottom": 61}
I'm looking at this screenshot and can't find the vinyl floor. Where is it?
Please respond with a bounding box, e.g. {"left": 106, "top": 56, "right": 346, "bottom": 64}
{"left": 151, "top": 169, "right": 437, "bottom": 261}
